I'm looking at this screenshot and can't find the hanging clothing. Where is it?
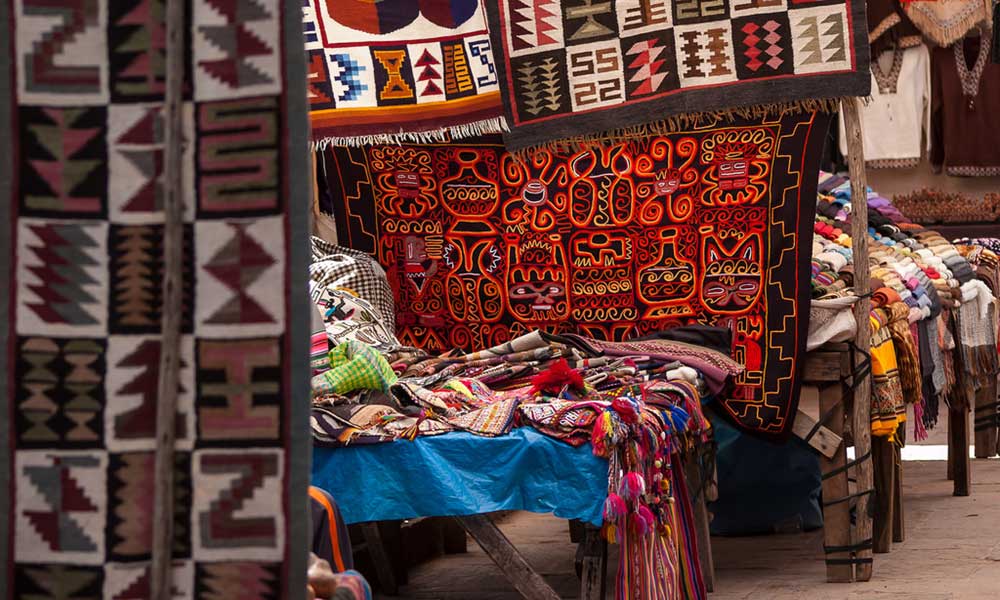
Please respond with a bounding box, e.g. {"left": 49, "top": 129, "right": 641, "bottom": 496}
{"left": 838, "top": 45, "right": 930, "bottom": 169}
{"left": 931, "top": 34, "right": 1000, "bottom": 177}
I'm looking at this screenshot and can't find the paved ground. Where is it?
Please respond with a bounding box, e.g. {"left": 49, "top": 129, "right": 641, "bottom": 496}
{"left": 383, "top": 457, "right": 1000, "bottom": 599}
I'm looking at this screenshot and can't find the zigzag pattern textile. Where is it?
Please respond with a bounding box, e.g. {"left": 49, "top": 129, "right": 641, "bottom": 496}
{"left": 0, "top": 0, "right": 312, "bottom": 598}
{"left": 485, "top": 0, "right": 869, "bottom": 149}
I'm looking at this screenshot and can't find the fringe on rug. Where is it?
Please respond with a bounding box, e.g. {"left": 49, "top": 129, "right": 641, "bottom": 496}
{"left": 903, "top": 3, "right": 990, "bottom": 48}
{"left": 311, "top": 116, "right": 508, "bottom": 150}
{"left": 508, "top": 97, "right": 845, "bottom": 159}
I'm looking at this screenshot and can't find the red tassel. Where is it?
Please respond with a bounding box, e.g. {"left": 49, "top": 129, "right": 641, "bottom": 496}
{"left": 530, "top": 358, "right": 585, "bottom": 395}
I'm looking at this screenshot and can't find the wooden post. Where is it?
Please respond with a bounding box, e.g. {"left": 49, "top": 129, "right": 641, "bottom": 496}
{"left": 950, "top": 403, "right": 971, "bottom": 496}
{"left": 360, "top": 523, "right": 399, "bottom": 595}
{"left": 578, "top": 525, "right": 606, "bottom": 600}
{"left": 892, "top": 427, "right": 905, "bottom": 544}
{"left": 150, "top": 0, "right": 186, "bottom": 596}
{"left": 684, "top": 449, "right": 715, "bottom": 592}
{"left": 871, "top": 436, "right": 895, "bottom": 553}
{"left": 974, "top": 378, "right": 998, "bottom": 458}
{"left": 817, "top": 382, "right": 853, "bottom": 582}
{"left": 841, "top": 96, "right": 874, "bottom": 582}
{"left": 458, "top": 515, "right": 561, "bottom": 600}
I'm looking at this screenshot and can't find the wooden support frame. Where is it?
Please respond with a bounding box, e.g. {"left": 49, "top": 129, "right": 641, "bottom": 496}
{"left": 841, "top": 96, "right": 875, "bottom": 582}
{"left": 872, "top": 436, "right": 895, "bottom": 553}
{"left": 458, "top": 515, "right": 562, "bottom": 600}
{"left": 816, "top": 381, "right": 852, "bottom": 582}
{"left": 150, "top": 0, "right": 186, "bottom": 596}
{"left": 974, "top": 378, "right": 998, "bottom": 459}
{"left": 683, "top": 446, "right": 716, "bottom": 592}
{"left": 949, "top": 401, "right": 972, "bottom": 497}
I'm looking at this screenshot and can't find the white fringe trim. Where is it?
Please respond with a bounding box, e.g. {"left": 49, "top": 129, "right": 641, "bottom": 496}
{"left": 311, "top": 116, "right": 509, "bottom": 150}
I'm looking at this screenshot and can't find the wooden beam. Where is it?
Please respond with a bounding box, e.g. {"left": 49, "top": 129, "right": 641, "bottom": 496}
{"left": 974, "top": 378, "right": 998, "bottom": 459}
{"left": 893, "top": 427, "right": 905, "bottom": 544}
{"left": 150, "top": 0, "right": 186, "bottom": 596}
{"left": 818, "top": 382, "right": 853, "bottom": 582}
{"left": 792, "top": 405, "right": 843, "bottom": 459}
{"left": 458, "top": 515, "right": 561, "bottom": 600}
{"left": 360, "top": 523, "right": 399, "bottom": 594}
{"left": 950, "top": 404, "right": 971, "bottom": 497}
{"left": 841, "top": 96, "right": 874, "bottom": 582}
{"left": 684, "top": 451, "right": 716, "bottom": 592}
{"left": 578, "top": 525, "right": 606, "bottom": 600}
{"left": 871, "top": 436, "right": 895, "bottom": 553}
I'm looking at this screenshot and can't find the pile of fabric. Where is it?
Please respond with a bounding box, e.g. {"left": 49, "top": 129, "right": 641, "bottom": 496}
{"left": 808, "top": 173, "right": 1000, "bottom": 440}
{"left": 308, "top": 238, "right": 740, "bottom": 599}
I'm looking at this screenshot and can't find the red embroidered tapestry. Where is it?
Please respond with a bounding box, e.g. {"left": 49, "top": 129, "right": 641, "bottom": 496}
{"left": 325, "top": 110, "right": 831, "bottom": 437}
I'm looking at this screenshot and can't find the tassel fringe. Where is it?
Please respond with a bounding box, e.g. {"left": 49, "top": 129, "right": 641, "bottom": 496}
{"left": 311, "top": 116, "right": 509, "bottom": 150}
{"left": 509, "top": 97, "right": 845, "bottom": 158}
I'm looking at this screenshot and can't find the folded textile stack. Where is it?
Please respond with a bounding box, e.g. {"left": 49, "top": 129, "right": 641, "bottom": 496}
{"left": 892, "top": 189, "right": 1000, "bottom": 225}
{"left": 809, "top": 173, "right": 1000, "bottom": 440}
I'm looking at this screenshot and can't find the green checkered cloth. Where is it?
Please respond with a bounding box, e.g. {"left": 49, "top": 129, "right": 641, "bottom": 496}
{"left": 312, "top": 340, "right": 398, "bottom": 396}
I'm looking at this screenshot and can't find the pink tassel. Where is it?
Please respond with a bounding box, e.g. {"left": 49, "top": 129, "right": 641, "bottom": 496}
{"left": 913, "top": 400, "right": 928, "bottom": 442}
{"left": 620, "top": 472, "right": 646, "bottom": 501}
{"left": 612, "top": 396, "right": 639, "bottom": 424}
{"left": 603, "top": 493, "right": 628, "bottom": 523}
{"left": 637, "top": 505, "right": 656, "bottom": 535}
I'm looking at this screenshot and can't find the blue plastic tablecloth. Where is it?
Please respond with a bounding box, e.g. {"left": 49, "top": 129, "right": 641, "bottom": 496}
{"left": 311, "top": 428, "right": 609, "bottom": 525}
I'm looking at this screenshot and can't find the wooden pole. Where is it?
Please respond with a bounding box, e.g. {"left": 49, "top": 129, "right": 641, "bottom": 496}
{"left": 817, "top": 381, "right": 853, "bottom": 581}
{"left": 841, "top": 97, "right": 875, "bottom": 582}
{"left": 150, "top": 0, "right": 186, "bottom": 596}
{"left": 458, "top": 515, "right": 561, "bottom": 600}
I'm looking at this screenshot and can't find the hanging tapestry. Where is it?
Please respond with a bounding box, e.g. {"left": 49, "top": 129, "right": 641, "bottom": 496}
{"left": 303, "top": 0, "right": 506, "bottom": 146}
{"left": 0, "top": 1, "right": 312, "bottom": 598}
{"left": 482, "top": 0, "right": 868, "bottom": 149}
{"left": 324, "top": 110, "right": 832, "bottom": 438}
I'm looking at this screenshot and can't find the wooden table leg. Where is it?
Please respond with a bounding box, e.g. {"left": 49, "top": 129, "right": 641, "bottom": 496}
{"left": 892, "top": 436, "right": 905, "bottom": 544}
{"left": 872, "top": 436, "right": 895, "bottom": 553}
{"left": 578, "top": 525, "right": 606, "bottom": 600}
{"left": 457, "top": 514, "right": 561, "bottom": 600}
{"left": 974, "top": 379, "right": 998, "bottom": 459}
{"left": 950, "top": 404, "right": 971, "bottom": 497}
{"left": 818, "top": 383, "right": 854, "bottom": 582}
{"left": 361, "top": 522, "right": 399, "bottom": 595}
{"left": 683, "top": 449, "right": 715, "bottom": 592}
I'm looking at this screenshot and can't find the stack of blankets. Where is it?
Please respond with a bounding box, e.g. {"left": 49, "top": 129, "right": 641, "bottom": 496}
{"left": 808, "top": 173, "right": 1000, "bottom": 439}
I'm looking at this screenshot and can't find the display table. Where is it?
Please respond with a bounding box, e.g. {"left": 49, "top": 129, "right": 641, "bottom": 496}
{"left": 311, "top": 428, "right": 611, "bottom": 599}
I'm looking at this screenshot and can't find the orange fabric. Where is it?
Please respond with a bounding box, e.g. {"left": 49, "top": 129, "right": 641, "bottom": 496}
{"left": 309, "top": 486, "right": 347, "bottom": 572}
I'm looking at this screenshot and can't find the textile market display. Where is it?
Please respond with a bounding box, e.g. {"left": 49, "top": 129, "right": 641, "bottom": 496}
{"left": 303, "top": 0, "right": 506, "bottom": 146}
{"left": 308, "top": 327, "right": 720, "bottom": 599}
{"left": 483, "top": 0, "right": 868, "bottom": 149}
{"left": 811, "top": 172, "right": 1000, "bottom": 440}
{"left": 324, "top": 110, "right": 832, "bottom": 438}
{"left": 0, "top": 1, "right": 312, "bottom": 598}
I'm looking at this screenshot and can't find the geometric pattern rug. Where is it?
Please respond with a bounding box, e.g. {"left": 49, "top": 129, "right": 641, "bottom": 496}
{"left": 0, "top": 1, "right": 312, "bottom": 598}
{"left": 484, "top": 0, "right": 869, "bottom": 149}
{"left": 323, "top": 110, "right": 832, "bottom": 438}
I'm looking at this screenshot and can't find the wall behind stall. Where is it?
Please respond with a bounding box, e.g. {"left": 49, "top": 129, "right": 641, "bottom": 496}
{"left": 868, "top": 163, "right": 1000, "bottom": 199}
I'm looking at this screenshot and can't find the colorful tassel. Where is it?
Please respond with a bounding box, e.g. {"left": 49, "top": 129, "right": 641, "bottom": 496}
{"left": 621, "top": 472, "right": 646, "bottom": 501}
{"left": 604, "top": 492, "right": 628, "bottom": 523}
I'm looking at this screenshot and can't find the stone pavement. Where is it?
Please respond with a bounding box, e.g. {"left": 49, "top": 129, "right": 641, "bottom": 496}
{"left": 382, "top": 458, "right": 1000, "bottom": 599}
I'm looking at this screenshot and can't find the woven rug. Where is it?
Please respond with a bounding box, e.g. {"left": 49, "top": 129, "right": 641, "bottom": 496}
{"left": 0, "top": 1, "right": 311, "bottom": 597}
{"left": 303, "top": 0, "right": 506, "bottom": 146}
{"left": 483, "top": 0, "right": 868, "bottom": 149}
{"left": 323, "top": 110, "right": 831, "bottom": 437}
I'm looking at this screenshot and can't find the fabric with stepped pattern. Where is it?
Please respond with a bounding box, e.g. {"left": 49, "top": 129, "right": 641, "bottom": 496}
{"left": 303, "top": 0, "right": 506, "bottom": 146}
{"left": 323, "top": 110, "right": 832, "bottom": 438}
{"left": 484, "top": 0, "right": 869, "bottom": 149}
{"left": 0, "top": 0, "right": 312, "bottom": 597}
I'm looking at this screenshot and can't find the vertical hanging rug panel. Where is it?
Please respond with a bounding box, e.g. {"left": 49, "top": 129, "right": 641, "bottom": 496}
{"left": 0, "top": 0, "right": 312, "bottom": 599}
{"left": 326, "top": 110, "right": 832, "bottom": 438}
{"left": 484, "top": 0, "right": 869, "bottom": 149}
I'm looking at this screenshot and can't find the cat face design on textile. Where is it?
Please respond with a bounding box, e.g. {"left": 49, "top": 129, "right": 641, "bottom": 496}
{"left": 700, "top": 233, "right": 763, "bottom": 314}
{"left": 699, "top": 128, "right": 774, "bottom": 207}
{"left": 634, "top": 137, "right": 699, "bottom": 225}
{"left": 370, "top": 146, "right": 436, "bottom": 218}
{"left": 500, "top": 151, "right": 569, "bottom": 234}
{"left": 637, "top": 228, "right": 697, "bottom": 319}
{"left": 569, "top": 144, "right": 634, "bottom": 228}
{"left": 506, "top": 234, "right": 569, "bottom": 323}
{"left": 443, "top": 231, "right": 504, "bottom": 322}
{"left": 435, "top": 148, "right": 501, "bottom": 219}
